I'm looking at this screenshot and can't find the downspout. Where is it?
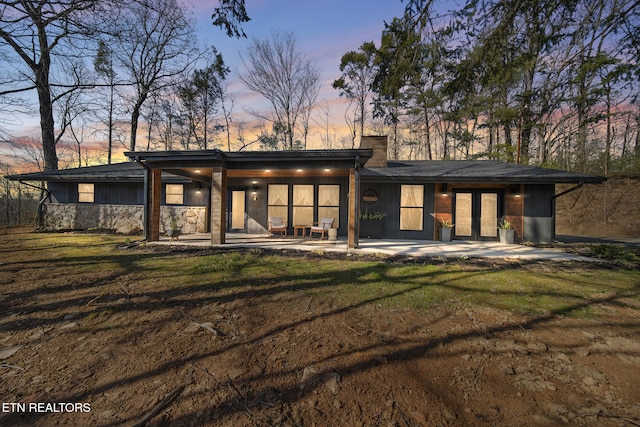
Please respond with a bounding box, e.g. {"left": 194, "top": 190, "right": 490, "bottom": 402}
{"left": 18, "top": 180, "right": 51, "bottom": 229}
{"left": 354, "top": 155, "right": 361, "bottom": 249}
{"left": 551, "top": 182, "right": 584, "bottom": 240}
{"left": 134, "top": 158, "right": 151, "bottom": 241}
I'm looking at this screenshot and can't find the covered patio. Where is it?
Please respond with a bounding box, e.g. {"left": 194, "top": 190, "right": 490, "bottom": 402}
{"left": 125, "top": 149, "right": 373, "bottom": 249}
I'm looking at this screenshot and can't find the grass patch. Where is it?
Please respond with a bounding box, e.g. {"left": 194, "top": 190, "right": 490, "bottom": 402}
{"left": 5, "top": 231, "right": 640, "bottom": 320}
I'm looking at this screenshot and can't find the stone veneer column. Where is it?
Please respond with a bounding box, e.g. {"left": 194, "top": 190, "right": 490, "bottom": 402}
{"left": 211, "top": 167, "right": 227, "bottom": 245}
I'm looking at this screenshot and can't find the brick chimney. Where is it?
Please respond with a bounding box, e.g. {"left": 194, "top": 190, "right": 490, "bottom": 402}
{"left": 359, "top": 135, "right": 388, "bottom": 168}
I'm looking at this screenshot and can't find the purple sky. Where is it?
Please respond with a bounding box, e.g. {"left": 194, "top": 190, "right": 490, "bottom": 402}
{"left": 191, "top": 0, "right": 410, "bottom": 138}
{"left": 3, "top": 1, "right": 412, "bottom": 165}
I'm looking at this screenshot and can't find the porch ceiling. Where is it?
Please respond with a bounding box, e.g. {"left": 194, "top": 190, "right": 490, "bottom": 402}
{"left": 125, "top": 149, "right": 370, "bottom": 184}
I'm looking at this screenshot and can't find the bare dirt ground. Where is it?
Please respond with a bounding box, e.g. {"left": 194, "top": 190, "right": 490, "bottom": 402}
{"left": 556, "top": 176, "right": 640, "bottom": 239}
{"left": 1, "top": 228, "right": 640, "bottom": 426}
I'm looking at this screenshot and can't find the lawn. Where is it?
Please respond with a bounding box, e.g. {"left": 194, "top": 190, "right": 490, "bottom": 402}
{"left": 1, "top": 228, "right": 639, "bottom": 426}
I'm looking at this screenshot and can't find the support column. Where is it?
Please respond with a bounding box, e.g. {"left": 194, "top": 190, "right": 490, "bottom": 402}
{"left": 148, "top": 168, "right": 161, "bottom": 241}
{"left": 348, "top": 167, "right": 360, "bottom": 249}
{"left": 211, "top": 167, "right": 227, "bottom": 245}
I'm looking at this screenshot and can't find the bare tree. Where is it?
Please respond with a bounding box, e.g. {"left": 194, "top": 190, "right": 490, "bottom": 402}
{"left": 0, "top": 0, "right": 108, "bottom": 171}
{"left": 93, "top": 39, "right": 122, "bottom": 164}
{"left": 239, "top": 31, "right": 320, "bottom": 150}
{"left": 109, "top": 0, "right": 200, "bottom": 153}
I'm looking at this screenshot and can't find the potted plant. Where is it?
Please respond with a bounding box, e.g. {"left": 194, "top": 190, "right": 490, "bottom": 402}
{"left": 167, "top": 220, "right": 181, "bottom": 242}
{"left": 498, "top": 218, "right": 515, "bottom": 244}
{"left": 359, "top": 209, "right": 386, "bottom": 239}
{"left": 440, "top": 218, "right": 454, "bottom": 242}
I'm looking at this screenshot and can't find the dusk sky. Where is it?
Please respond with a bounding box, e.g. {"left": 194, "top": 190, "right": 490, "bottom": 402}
{"left": 193, "top": 0, "right": 412, "bottom": 141}
{"left": 4, "top": 0, "right": 421, "bottom": 163}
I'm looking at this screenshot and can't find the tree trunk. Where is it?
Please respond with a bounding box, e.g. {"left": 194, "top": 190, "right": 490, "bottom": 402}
{"left": 35, "top": 62, "right": 58, "bottom": 171}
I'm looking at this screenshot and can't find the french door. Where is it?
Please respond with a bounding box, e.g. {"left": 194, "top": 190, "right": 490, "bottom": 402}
{"left": 453, "top": 190, "right": 502, "bottom": 241}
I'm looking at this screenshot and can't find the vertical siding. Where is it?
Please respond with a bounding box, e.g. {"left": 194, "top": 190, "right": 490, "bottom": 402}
{"left": 523, "top": 184, "right": 555, "bottom": 242}
{"left": 360, "top": 182, "right": 435, "bottom": 240}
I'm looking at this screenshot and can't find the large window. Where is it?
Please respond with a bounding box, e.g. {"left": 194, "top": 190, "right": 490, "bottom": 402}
{"left": 400, "top": 184, "right": 423, "bottom": 230}
{"left": 318, "top": 185, "right": 340, "bottom": 228}
{"left": 293, "top": 184, "right": 314, "bottom": 226}
{"left": 78, "top": 183, "right": 94, "bottom": 203}
{"left": 166, "top": 184, "right": 184, "bottom": 205}
{"left": 268, "top": 184, "right": 289, "bottom": 222}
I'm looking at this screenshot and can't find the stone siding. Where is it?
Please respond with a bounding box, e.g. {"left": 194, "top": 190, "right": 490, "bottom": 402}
{"left": 43, "top": 203, "right": 207, "bottom": 235}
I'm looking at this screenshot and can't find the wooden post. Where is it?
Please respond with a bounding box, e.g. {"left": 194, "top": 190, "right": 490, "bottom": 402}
{"left": 149, "top": 168, "right": 161, "bottom": 241}
{"left": 211, "top": 167, "right": 227, "bottom": 245}
{"left": 348, "top": 167, "right": 359, "bottom": 249}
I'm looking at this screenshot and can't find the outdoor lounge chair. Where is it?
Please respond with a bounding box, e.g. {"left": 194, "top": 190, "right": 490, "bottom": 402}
{"left": 309, "top": 218, "right": 334, "bottom": 239}
{"left": 268, "top": 216, "right": 287, "bottom": 236}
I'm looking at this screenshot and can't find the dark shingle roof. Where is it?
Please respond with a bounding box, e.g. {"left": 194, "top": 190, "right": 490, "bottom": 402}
{"left": 6, "top": 162, "right": 185, "bottom": 183}
{"left": 362, "top": 160, "right": 606, "bottom": 184}
{"left": 7, "top": 159, "right": 606, "bottom": 185}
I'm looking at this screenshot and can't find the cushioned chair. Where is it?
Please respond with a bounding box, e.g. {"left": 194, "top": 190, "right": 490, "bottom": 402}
{"left": 309, "top": 218, "right": 334, "bottom": 239}
{"left": 268, "top": 216, "right": 287, "bottom": 236}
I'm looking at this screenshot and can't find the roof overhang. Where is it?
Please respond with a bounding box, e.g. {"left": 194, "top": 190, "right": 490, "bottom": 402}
{"left": 125, "top": 149, "right": 373, "bottom": 181}
{"left": 362, "top": 160, "right": 607, "bottom": 185}
{"left": 126, "top": 149, "right": 372, "bottom": 169}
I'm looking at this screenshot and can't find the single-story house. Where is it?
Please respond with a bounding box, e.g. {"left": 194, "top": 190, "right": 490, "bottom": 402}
{"left": 7, "top": 136, "right": 606, "bottom": 248}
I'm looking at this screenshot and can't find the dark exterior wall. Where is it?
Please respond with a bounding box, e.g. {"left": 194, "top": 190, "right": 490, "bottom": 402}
{"left": 229, "top": 176, "right": 350, "bottom": 236}
{"left": 523, "top": 184, "right": 555, "bottom": 242}
{"left": 48, "top": 181, "right": 206, "bottom": 206}
{"left": 359, "top": 182, "right": 436, "bottom": 240}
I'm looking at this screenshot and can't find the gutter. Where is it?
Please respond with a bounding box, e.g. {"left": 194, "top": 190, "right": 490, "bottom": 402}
{"left": 552, "top": 182, "right": 584, "bottom": 199}
{"left": 18, "top": 180, "right": 51, "bottom": 229}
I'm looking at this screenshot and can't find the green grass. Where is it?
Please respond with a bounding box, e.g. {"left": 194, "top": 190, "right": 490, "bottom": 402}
{"left": 7, "top": 231, "right": 640, "bottom": 320}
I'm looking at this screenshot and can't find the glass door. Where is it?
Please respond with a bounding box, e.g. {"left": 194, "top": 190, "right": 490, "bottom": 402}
{"left": 453, "top": 190, "right": 501, "bottom": 240}
{"left": 230, "top": 190, "right": 246, "bottom": 231}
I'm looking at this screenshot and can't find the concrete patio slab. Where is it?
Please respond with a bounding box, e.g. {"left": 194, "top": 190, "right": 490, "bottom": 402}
{"left": 151, "top": 233, "right": 598, "bottom": 262}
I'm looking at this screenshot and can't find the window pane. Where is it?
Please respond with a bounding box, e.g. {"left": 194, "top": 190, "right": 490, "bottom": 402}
{"left": 318, "top": 207, "right": 339, "bottom": 228}
{"left": 293, "top": 206, "right": 313, "bottom": 226}
{"left": 78, "top": 183, "right": 94, "bottom": 203}
{"left": 318, "top": 185, "right": 339, "bottom": 206}
{"left": 293, "top": 185, "right": 314, "bottom": 206}
{"left": 401, "top": 185, "right": 423, "bottom": 207}
{"left": 231, "top": 191, "right": 245, "bottom": 230}
{"left": 268, "top": 184, "right": 288, "bottom": 206}
{"left": 166, "top": 184, "right": 183, "bottom": 205}
{"left": 268, "top": 206, "right": 288, "bottom": 223}
{"left": 480, "top": 193, "right": 498, "bottom": 237}
{"left": 455, "top": 193, "right": 472, "bottom": 236}
{"left": 400, "top": 208, "right": 423, "bottom": 230}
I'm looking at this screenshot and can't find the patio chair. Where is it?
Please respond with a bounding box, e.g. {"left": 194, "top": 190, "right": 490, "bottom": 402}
{"left": 309, "top": 218, "right": 334, "bottom": 239}
{"left": 268, "top": 216, "right": 287, "bottom": 236}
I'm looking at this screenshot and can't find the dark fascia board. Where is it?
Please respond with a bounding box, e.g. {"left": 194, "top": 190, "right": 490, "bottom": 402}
{"left": 5, "top": 162, "right": 187, "bottom": 183}
{"left": 125, "top": 149, "right": 373, "bottom": 169}
{"left": 362, "top": 160, "right": 607, "bottom": 184}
